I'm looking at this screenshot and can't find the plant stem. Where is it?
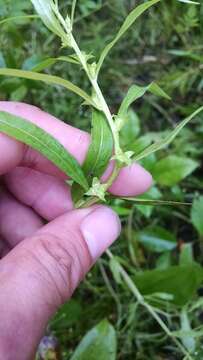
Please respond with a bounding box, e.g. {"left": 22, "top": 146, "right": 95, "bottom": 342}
{"left": 54, "top": 8, "right": 123, "bottom": 204}
{"left": 54, "top": 6, "right": 121, "bottom": 155}
{"left": 106, "top": 249, "right": 194, "bottom": 360}
{"left": 98, "top": 260, "right": 122, "bottom": 327}
{"left": 69, "top": 34, "right": 121, "bottom": 154}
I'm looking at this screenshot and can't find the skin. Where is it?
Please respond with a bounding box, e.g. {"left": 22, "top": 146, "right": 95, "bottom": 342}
{"left": 0, "top": 102, "right": 152, "bottom": 360}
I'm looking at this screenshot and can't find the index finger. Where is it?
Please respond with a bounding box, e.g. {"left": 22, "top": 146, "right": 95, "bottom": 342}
{"left": 0, "top": 101, "right": 90, "bottom": 177}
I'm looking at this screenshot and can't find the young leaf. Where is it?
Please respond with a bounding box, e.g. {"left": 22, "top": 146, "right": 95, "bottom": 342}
{"left": 0, "top": 111, "right": 88, "bottom": 190}
{"left": 70, "top": 320, "right": 117, "bottom": 360}
{"left": 83, "top": 110, "right": 113, "bottom": 181}
{"left": 133, "top": 106, "right": 203, "bottom": 162}
{"left": 72, "top": 110, "right": 113, "bottom": 203}
{"left": 0, "top": 68, "right": 98, "bottom": 108}
{"left": 96, "top": 0, "right": 161, "bottom": 75}
{"left": 151, "top": 155, "right": 198, "bottom": 186}
{"left": 118, "top": 82, "right": 170, "bottom": 120}
{"left": 30, "top": 0, "right": 65, "bottom": 37}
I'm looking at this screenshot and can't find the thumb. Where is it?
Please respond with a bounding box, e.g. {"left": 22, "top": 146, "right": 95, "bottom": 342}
{"left": 0, "top": 206, "right": 120, "bottom": 360}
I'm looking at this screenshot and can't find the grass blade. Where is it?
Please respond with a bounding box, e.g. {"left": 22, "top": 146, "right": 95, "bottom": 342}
{"left": 133, "top": 106, "right": 203, "bottom": 162}
{"left": 96, "top": 0, "right": 161, "bottom": 75}
{"left": 0, "top": 68, "right": 98, "bottom": 108}
{"left": 0, "top": 111, "right": 88, "bottom": 190}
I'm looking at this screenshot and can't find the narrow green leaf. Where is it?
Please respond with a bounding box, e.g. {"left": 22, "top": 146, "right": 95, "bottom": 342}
{"left": 72, "top": 110, "right": 113, "bottom": 203}
{"left": 118, "top": 82, "right": 170, "bottom": 120}
{"left": 22, "top": 55, "right": 56, "bottom": 71}
{"left": 96, "top": 0, "right": 161, "bottom": 75}
{"left": 152, "top": 156, "right": 198, "bottom": 186}
{"left": 168, "top": 50, "right": 203, "bottom": 63}
{"left": 134, "top": 186, "right": 162, "bottom": 218}
{"left": 0, "top": 68, "right": 97, "bottom": 108}
{"left": 0, "top": 111, "right": 88, "bottom": 190}
{"left": 148, "top": 82, "right": 171, "bottom": 100}
{"left": 172, "top": 329, "right": 203, "bottom": 340}
{"left": 0, "top": 15, "right": 39, "bottom": 26}
{"left": 121, "top": 198, "right": 191, "bottom": 206}
{"left": 22, "top": 56, "right": 80, "bottom": 72}
{"left": 83, "top": 110, "right": 113, "bottom": 181}
{"left": 118, "top": 85, "right": 147, "bottom": 119}
{"left": 191, "top": 196, "right": 203, "bottom": 236}
{"left": 70, "top": 320, "right": 117, "bottom": 360}
{"left": 30, "top": 0, "right": 65, "bottom": 37}
{"left": 177, "top": 0, "right": 199, "bottom": 4}
{"left": 133, "top": 106, "right": 203, "bottom": 162}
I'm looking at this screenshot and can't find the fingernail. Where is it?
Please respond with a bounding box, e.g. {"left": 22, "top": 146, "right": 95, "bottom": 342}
{"left": 80, "top": 206, "right": 121, "bottom": 260}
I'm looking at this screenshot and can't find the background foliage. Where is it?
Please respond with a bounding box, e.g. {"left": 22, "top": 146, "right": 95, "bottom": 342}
{"left": 0, "top": 0, "right": 203, "bottom": 359}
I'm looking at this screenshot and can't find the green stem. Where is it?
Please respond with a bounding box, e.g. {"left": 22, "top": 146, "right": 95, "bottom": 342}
{"left": 54, "top": 6, "right": 116, "bottom": 142}
{"left": 69, "top": 34, "right": 121, "bottom": 154}
{"left": 106, "top": 250, "right": 193, "bottom": 360}
{"left": 54, "top": 8, "right": 123, "bottom": 206}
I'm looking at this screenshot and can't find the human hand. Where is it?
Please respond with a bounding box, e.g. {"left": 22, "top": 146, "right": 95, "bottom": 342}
{"left": 0, "top": 102, "right": 152, "bottom": 360}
